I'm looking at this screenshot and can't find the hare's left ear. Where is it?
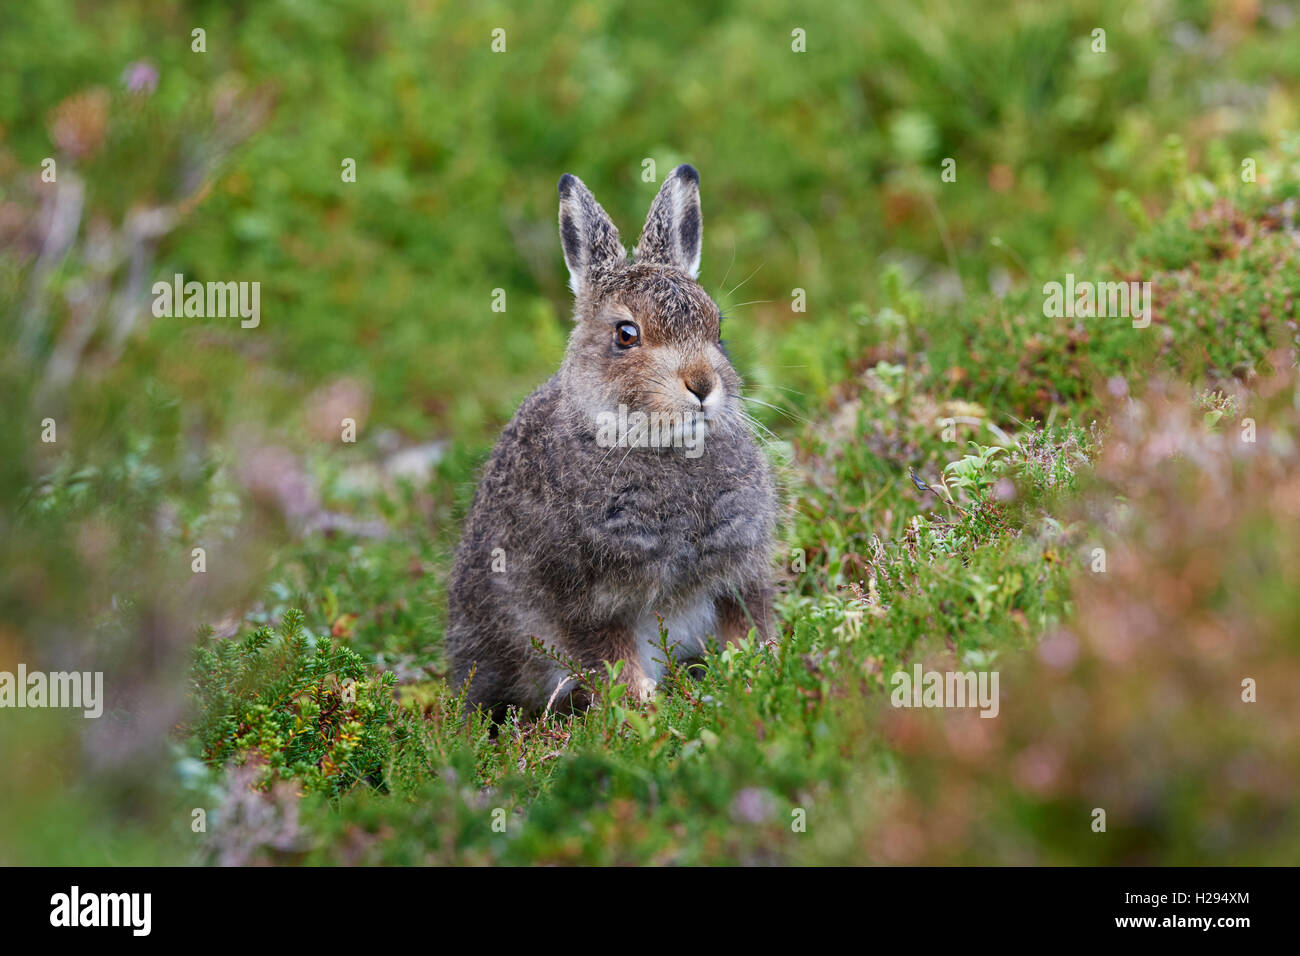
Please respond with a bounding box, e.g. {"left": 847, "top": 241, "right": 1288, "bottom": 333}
{"left": 634, "top": 164, "right": 702, "bottom": 279}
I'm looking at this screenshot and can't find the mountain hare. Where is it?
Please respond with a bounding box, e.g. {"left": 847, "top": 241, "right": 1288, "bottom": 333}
{"left": 447, "top": 164, "right": 776, "bottom": 721}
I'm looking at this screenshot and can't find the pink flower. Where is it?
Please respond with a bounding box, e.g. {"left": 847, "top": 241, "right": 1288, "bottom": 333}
{"left": 121, "top": 60, "right": 159, "bottom": 96}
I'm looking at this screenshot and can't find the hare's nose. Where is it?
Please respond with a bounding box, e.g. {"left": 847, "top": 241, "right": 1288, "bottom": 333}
{"left": 684, "top": 375, "right": 714, "bottom": 405}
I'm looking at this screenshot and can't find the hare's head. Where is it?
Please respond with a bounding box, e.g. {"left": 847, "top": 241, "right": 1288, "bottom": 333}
{"left": 555, "top": 165, "right": 742, "bottom": 441}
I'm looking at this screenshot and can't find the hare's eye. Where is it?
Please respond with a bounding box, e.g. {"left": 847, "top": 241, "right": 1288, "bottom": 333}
{"left": 614, "top": 321, "right": 641, "bottom": 348}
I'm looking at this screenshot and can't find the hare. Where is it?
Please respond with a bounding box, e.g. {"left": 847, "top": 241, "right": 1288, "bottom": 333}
{"left": 446, "top": 164, "right": 776, "bottom": 721}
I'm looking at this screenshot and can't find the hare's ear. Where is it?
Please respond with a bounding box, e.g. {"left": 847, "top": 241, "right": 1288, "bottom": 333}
{"left": 634, "top": 164, "right": 701, "bottom": 279}
{"left": 558, "top": 174, "right": 625, "bottom": 296}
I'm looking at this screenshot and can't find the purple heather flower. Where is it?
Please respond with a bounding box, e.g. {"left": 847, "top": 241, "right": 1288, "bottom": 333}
{"left": 122, "top": 60, "right": 159, "bottom": 96}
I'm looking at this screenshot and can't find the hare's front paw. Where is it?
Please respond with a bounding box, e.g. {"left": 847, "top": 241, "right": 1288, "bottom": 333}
{"left": 620, "top": 668, "right": 657, "bottom": 703}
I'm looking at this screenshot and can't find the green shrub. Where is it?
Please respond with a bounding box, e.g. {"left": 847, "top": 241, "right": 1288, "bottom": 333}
{"left": 189, "top": 609, "right": 399, "bottom": 796}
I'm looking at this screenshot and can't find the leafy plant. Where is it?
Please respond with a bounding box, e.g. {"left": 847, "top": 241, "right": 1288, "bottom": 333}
{"left": 188, "top": 610, "right": 398, "bottom": 797}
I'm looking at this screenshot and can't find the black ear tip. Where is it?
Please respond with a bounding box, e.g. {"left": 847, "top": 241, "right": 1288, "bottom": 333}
{"left": 558, "top": 173, "right": 577, "bottom": 197}
{"left": 674, "top": 164, "right": 699, "bottom": 185}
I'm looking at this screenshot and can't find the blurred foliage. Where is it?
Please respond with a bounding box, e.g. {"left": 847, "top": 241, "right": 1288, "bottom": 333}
{"left": 189, "top": 609, "right": 399, "bottom": 796}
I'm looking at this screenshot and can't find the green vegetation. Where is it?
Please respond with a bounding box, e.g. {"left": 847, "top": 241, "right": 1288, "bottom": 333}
{"left": 2, "top": 0, "right": 1299, "bottom": 864}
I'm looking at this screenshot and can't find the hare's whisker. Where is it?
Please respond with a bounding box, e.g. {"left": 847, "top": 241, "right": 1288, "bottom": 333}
{"left": 724, "top": 261, "right": 764, "bottom": 301}
{"left": 740, "top": 395, "right": 808, "bottom": 425}
{"left": 713, "top": 238, "right": 738, "bottom": 301}
{"left": 609, "top": 443, "right": 638, "bottom": 483}
{"left": 737, "top": 408, "right": 779, "bottom": 446}
{"left": 747, "top": 382, "right": 808, "bottom": 398}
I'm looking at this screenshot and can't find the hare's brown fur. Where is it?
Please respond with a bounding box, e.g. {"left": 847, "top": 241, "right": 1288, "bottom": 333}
{"left": 446, "top": 166, "right": 776, "bottom": 720}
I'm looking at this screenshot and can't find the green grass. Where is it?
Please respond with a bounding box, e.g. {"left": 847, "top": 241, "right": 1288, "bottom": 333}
{"left": 179, "top": 155, "right": 1300, "bottom": 864}
{"left": 3, "top": 0, "right": 1300, "bottom": 865}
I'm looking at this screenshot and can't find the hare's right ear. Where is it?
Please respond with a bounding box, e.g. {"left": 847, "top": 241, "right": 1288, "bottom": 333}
{"left": 634, "top": 164, "right": 701, "bottom": 279}
{"left": 557, "top": 174, "right": 625, "bottom": 297}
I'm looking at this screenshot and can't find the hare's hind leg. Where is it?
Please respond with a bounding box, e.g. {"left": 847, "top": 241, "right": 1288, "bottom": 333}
{"left": 560, "top": 622, "right": 657, "bottom": 704}
{"left": 451, "top": 649, "right": 514, "bottom": 726}
{"left": 715, "top": 582, "right": 775, "bottom": 648}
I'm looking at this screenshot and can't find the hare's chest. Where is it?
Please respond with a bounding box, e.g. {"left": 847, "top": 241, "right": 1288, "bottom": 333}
{"left": 633, "top": 594, "right": 719, "bottom": 679}
{"left": 596, "top": 481, "right": 711, "bottom": 554}
{"left": 581, "top": 460, "right": 767, "bottom": 590}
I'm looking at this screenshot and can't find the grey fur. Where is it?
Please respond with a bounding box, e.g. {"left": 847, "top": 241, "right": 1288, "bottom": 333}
{"left": 447, "top": 166, "right": 776, "bottom": 721}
